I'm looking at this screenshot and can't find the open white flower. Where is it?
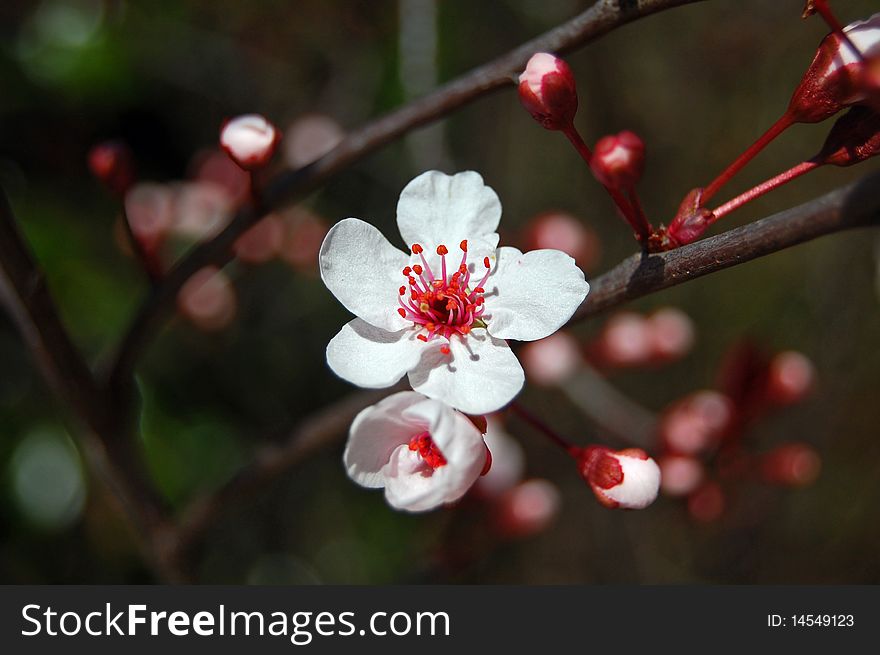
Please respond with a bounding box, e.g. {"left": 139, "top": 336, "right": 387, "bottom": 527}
{"left": 344, "top": 391, "right": 488, "bottom": 512}
{"left": 321, "top": 170, "right": 590, "bottom": 414}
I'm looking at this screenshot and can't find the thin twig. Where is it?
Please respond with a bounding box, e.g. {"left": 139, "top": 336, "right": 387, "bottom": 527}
{"left": 105, "top": 0, "right": 708, "bottom": 393}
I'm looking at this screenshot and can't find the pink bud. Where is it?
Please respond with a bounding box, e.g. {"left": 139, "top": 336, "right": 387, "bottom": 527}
{"left": 519, "top": 332, "right": 582, "bottom": 386}
{"left": 765, "top": 351, "right": 816, "bottom": 406}
{"left": 590, "top": 312, "right": 653, "bottom": 368}
{"left": 646, "top": 308, "right": 695, "bottom": 362}
{"left": 233, "top": 214, "right": 285, "bottom": 264}
{"left": 123, "top": 183, "right": 174, "bottom": 253}
{"left": 517, "top": 52, "right": 578, "bottom": 130}
{"left": 789, "top": 13, "right": 880, "bottom": 123}
{"left": 88, "top": 140, "right": 135, "bottom": 197}
{"left": 177, "top": 266, "right": 237, "bottom": 332}
{"left": 171, "top": 182, "right": 234, "bottom": 241}
{"left": 761, "top": 443, "right": 821, "bottom": 487}
{"left": 283, "top": 114, "right": 344, "bottom": 168}
{"left": 521, "top": 211, "right": 601, "bottom": 271}
{"left": 220, "top": 114, "right": 280, "bottom": 170}
{"left": 659, "top": 391, "right": 734, "bottom": 455}
{"left": 578, "top": 447, "right": 661, "bottom": 510}
{"left": 591, "top": 131, "right": 645, "bottom": 189}
{"left": 658, "top": 455, "right": 705, "bottom": 497}
{"left": 687, "top": 481, "right": 724, "bottom": 522}
{"left": 495, "top": 479, "right": 561, "bottom": 538}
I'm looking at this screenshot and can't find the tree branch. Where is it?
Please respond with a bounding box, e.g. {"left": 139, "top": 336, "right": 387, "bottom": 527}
{"left": 569, "top": 169, "right": 880, "bottom": 323}
{"left": 105, "top": 0, "right": 708, "bottom": 392}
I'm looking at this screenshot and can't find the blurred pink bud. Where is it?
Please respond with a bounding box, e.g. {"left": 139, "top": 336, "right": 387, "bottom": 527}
{"left": 283, "top": 114, "right": 345, "bottom": 168}
{"left": 518, "top": 52, "right": 578, "bottom": 130}
{"left": 280, "top": 207, "right": 329, "bottom": 273}
{"left": 475, "top": 416, "right": 525, "bottom": 499}
{"left": 172, "top": 182, "right": 234, "bottom": 241}
{"left": 647, "top": 308, "right": 695, "bottom": 362}
{"left": 789, "top": 13, "right": 880, "bottom": 123}
{"left": 687, "top": 481, "right": 724, "bottom": 522}
{"left": 666, "top": 187, "right": 712, "bottom": 248}
{"left": 233, "top": 214, "right": 285, "bottom": 264}
{"left": 591, "top": 131, "right": 645, "bottom": 189}
{"left": 495, "top": 479, "right": 561, "bottom": 538}
{"left": 220, "top": 114, "right": 280, "bottom": 170}
{"left": 521, "top": 211, "right": 600, "bottom": 271}
{"left": 88, "top": 140, "right": 135, "bottom": 197}
{"left": 124, "top": 183, "right": 174, "bottom": 253}
{"left": 660, "top": 391, "right": 734, "bottom": 455}
{"left": 659, "top": 455, "right": 705, "bottom": 497}
{"left": 761, "top": 443, "right": 822, "bottom": 487}
{"left": 519, "top": 332, "right": 582, "bottom": 386}
{"left": 177, "top": 266, "right": 237, "bottom": 332}
{"left": 578, "top": 446, "right": 661, "bottom": 510}
{"left": 191, "top": 149, "right": 250, "bottom": 204}
{"left": 591, "top": 312, "right": 653, "bottom": 368}
{"left": 765, "top": 351, "right": 816, "bottom": 406}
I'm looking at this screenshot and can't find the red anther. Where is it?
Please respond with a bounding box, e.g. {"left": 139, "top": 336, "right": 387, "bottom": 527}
{"left": 483, "top": 257, "right": 490, "bottom": 268}
{"left": 407, "top": 432, "right": 447, "bottom": 469}
{"left": 408, "top": 276, "right": 417, "bottom": 285}
{"left": 425, "top": 322, "right": 436, "bottom": 332}
{"left": 459, "top": 325, "right": 471, "bottom": 335}
{"left": 412, "top": 243, "right": 423, "bottom": 254}
{"left": 437, "top": 244, "right": 449, "bottom": 256}
{"left": 417, "top": 334, "right": 428, "bottom": 342}
{"left": 460, "top": 239, "right": 468, "bottom": 252}
{"left": 440, "top": 345, "right": 451, "bottom": 355}
{"left": 397, "top": 308, "right": 406, "bottom": 318}
{"left": 398, "top": 286, "right": 406, "bottom": 295}
{"left": 458, "top": 264, "right": 467, "bottom": 274}
{"left": 474, "top": 287, "right": 485, "bottom": 293}
{"left": 403, "top": 266, "right": 412, "bottom": 276}
{"left": 412, "top": 264, "right": 423, "bottom": 275}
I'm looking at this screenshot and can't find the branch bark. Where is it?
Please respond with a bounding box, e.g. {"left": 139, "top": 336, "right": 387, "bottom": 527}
{"left": 569, "top": 169, "right": 880, "bottom": 323}
{"left": 105, "top": 0, "right": 708, "bottom": 392}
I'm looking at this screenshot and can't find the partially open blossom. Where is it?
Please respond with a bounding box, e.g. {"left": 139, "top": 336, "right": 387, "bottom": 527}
{"left": 591, "top": 131, "right": 645, "bottom": 190}
{"left": 765, "top": 351, "right": 816, "bottom": 406}
{"left": 521, "top": 211, "right": 600, "bottom": 271}
{"left": 475, "top": 416, "right": 525, "bottom": 499}
{"left": 124, "top": 182, "right": 174, "bottom": 253}
{"left": 495, "top": 479, "right": 561, "bottom": 537}
{"left": 233, "top": 214, "right": 285, "bottom": 264}
{"left": 578, "top": 446, "right": 661, "bottom": 510}
{"left": 659, "top": 391, "right": 734, "bottom": 455}
{"left": 520, "top": 331, "right": 582, "bottom": 386}
{"left": 320, "top": 171, "right": 590, "bottom": 414}
{"left": 518, "top": 53, "right": 578, "bottom": 130}
{"left": 177, "top": 266, "right": 237, "bottom": 331}
{"left": 659, "top": 455, "right": 705, "bottom": 497}
{"left": 220, "top": 114, "right": 280, "bottom": 170}
{"left": 88, "top": 140, "right": 135, "bottom": 197}
{"left": 344, "top": 391, "right": 488, "bottom": 512}
{"left": 283, "top": 114, "right": 344, "bottom": 168}
{"left": 789, "top": 13, "right": 880, "bottom": 123}
{"left": 761, "top": 443, "right": 821, "bottom": 487}
{"left": 647, "top": 308, "right": 695, "bottom": 362}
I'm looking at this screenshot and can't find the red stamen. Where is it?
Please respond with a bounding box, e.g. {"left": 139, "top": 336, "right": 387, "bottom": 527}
{"left": 411, "top": 244, "right": 423, "bottom": 254}
{"left": 460, "top": 239, "right": 468, "bottom": 252}
{"left": 437, "top": 244, "right": 448, "bottom": 256}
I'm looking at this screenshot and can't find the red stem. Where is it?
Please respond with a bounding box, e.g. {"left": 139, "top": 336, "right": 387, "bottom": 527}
{"left": 561, "top": 125, "right": 650, "bottom": 243}
{"left": 708, "top": 160, "right": 821, "bottom": 224}
{"left": 703, "top": 113, "right": 795, "bottom": 203}
{"left": 509, "top": 401, "right": 580, "bottom": 457}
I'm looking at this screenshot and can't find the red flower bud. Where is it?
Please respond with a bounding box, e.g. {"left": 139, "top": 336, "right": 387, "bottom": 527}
{"left": 591, "top": 131, "right": 645, "bottom": 189}
{"left": 220, "top": 114, "right": 280, "bottom": 170}
{"left": 664, "top": 187, "right": 713, "bottom": 248}
{"left": 765, "top": 351, "right": 816, "bottom": 406}
{"left": 577, "top": 446, "right": 660, "bottom": 510}
{"left": 88, "top": 140, "right": 135, "bottom": 197}
{"left": 517, "top": 53, "right": 578, "bottom": 130}
{"left": 815, "top": 105, "right": 880, "bottom": 166}
{"left": 788, "top": 13, "right": 880, "bottom": 123}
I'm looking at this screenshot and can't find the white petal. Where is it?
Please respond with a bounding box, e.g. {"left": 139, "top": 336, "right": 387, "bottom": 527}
{"left": 327, "top": 319, "right": 422, "bottom": 388}
{"left": 396, "top": 171, "right": 501, "bottom": 251}
{"left": 602, "top": 455, "right": 661, "bottom": 510}
{"left": 408, "top": 329, "right": 524, "bottom": 414}
{"left": 483, "top": 246, "right": 589, "bottom": 342}
{"left": 320, "top": 218, "right": 409, "bottom": 332}
{"left": 344, "top": 391, "right": 428, "bottom": 488}
{"left": 383, "top": 445, "right": 449, "bottom": 512}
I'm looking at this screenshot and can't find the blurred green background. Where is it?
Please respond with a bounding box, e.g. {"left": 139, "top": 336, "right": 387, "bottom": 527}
{"left": 1, "top": 0, "right": 879, "bottom": 583}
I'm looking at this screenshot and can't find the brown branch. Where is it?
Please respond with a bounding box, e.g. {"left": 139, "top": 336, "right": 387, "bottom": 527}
{"left": 0, "top": 187, "right": 179, "bottom": 581}
{"left": 105, "top": 0, "right": 708, "bottom": 392}
{"left": 569, "top": 169, "right": 880, "bottom": 323}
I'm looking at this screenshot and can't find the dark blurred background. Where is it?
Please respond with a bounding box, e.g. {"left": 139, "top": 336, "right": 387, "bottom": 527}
{"left": 1, "top": 0, "right": 879, "bottom": 583}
